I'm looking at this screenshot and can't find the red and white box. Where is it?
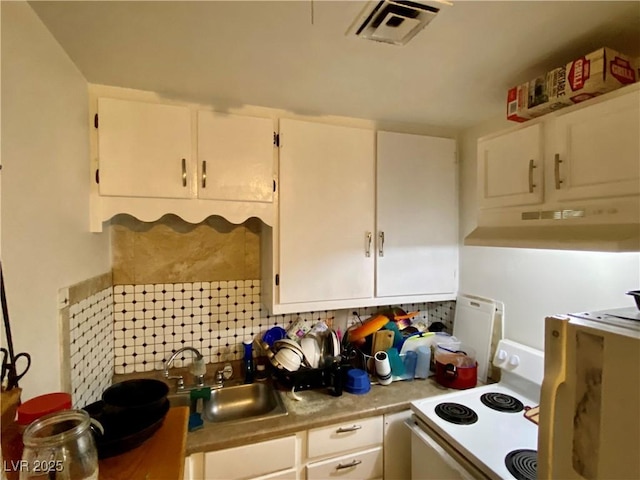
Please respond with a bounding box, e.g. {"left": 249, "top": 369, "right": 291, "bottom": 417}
{"left": 506, "top": 83, "right": 530, "bottom": 123}
{"left": 506, "top": 47, "right": 638, "bottom": 123}
{"left": 565, "top": 47, "right": 637, "bottom": 103}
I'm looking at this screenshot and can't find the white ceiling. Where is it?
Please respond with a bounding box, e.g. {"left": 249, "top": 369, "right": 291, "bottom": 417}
{"left": 28, "top": 1, "right": 640, "bottom": 129}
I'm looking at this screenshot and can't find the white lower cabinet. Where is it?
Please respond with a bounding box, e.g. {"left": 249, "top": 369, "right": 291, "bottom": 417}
{"left": 185, "top": 415, "right": 388, "bottom": 480}
{"left": 305, "top": 416, "right": 384, "bottom": 480}
{"left": 202, "top": 435, "right": 298, "bottom": 480}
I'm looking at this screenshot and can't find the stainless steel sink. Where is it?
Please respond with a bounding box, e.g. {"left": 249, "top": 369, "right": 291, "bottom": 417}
{"left": 167, "top": 382, "right": 287, "bottom": 425}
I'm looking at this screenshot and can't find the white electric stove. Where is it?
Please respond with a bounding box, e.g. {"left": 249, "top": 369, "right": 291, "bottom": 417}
{"left": 408, "top": 339, "right": 544, "bottom": 480}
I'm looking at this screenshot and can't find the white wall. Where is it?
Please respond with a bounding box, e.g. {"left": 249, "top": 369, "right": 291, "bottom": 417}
{"left": 458, "top": 117, "right": 640, "bottom": 351}
{"left": 1, "top": 3, "right": 110, "bottom": 399}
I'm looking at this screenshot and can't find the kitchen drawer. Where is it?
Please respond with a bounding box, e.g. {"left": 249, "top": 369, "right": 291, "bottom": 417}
{"left": 203, "top": 435, "right": 296, "bottom": 480}
{"left": 307, "top": 416, "right": 383, "bottom": 459}
{"left": 251, "top": 467, "right": 298, "bottom": 480}
{"left": 306, "top": 446, "right": 383, "bottom": 480}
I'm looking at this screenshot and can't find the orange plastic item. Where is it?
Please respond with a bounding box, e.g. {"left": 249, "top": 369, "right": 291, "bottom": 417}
{"left": 394, "top": 311, "right": 419, "bottom": 321}
{"left": 347, "top": 314, "right": 389, "bottom": 344}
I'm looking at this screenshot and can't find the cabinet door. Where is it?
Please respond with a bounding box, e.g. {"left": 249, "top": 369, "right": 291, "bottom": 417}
{"left": 384, "top": 410, "right": 413, "bottom": 480}
{"left": 553, "top": 89, "right": 640, "bottom": 201}
{"left": 203, "top": 435, "right": 296, "bottom": 480}
{"left": 98, "top": 97, "right": 192, "bottom": 198}
{"left": 197, "top": 111, "right": 274, "bottom": 202}
{"left": 376, "top": 132, "right": 457, "bottom": 297}
{"left": 278, "top": 119, "right": 375, "bottom": 304}
{"left": 477, "top": 124, "right": 543, "bottom": 209}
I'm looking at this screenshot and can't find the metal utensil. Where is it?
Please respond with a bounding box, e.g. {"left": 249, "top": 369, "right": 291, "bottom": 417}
{"left": 1, "top": 347, "right": 8, "bottom": 387}
{"left": 7, "top": 352, "right": 31, "bottom": 390}
{"left": 1, "top": 261, "right": 31, "bottom": 390}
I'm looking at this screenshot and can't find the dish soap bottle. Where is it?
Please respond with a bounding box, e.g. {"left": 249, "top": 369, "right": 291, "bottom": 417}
{"left": 243, "top": 339, "right": 254, "bottom": 384}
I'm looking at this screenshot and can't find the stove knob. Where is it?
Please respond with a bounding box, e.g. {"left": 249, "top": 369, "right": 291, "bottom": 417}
{"left": 497, "top": 350, "right": 508, "bottom": 362}
{"left": 508, "top": 354, "right": 520, "bottom": 367}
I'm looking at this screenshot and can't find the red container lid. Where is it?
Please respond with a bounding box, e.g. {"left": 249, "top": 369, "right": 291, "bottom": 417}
{"left": 17, "top": 392, "right": 72, "bottom": 425}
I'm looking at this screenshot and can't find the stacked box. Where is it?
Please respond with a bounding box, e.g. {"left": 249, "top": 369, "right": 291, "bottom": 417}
{"left": 507, "top": 47, "right": 638, "bottom": 122}
{"left": 566, "top": 47, "right": 637, "bottom": 103}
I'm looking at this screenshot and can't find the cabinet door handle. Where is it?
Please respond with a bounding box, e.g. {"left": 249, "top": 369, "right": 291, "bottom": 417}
{"left": 365, "top": 232, "right": 372, "bottom": 257}
{"left": 378, "top": 231, "right": 385, "bottom": 257}
{"left": 336, "top": 460, "right": 362, "bottom": 470}
{"left": 181, "top": 158, "right": 187, "bottom": 187}
{"left": 202, "top": 161, "right": 207, "bottom": 189}
{"left": 554, "top": 154, "right": 563, "bottom": 190}
{"left": 336, "top": 424, "right": 362, "bottom": 433}
{"left": 528, "top": 159, "right": 537, "bottom": 193}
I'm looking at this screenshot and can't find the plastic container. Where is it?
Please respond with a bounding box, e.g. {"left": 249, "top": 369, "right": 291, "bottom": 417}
{"left": 403, "top": 351, "right": 417, "bottom": 381}
{"left": 345, "top": 369, "right": 371, "bottom": 395}
{"left": 243, "top": 339, "right": 254, "bottom": 384}
{"left": 17, "top": 392, "right": 72, "bottom": 427}
{"left": 415, "top": 345, "right": 431, "bottom": 379}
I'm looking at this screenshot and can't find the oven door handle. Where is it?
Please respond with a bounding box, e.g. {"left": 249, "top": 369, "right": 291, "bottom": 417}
{"left": 405, "top": 419, "right": 478, "bottom": 480}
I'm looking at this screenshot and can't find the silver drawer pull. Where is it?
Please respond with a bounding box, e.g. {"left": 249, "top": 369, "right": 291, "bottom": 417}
{"left": 336, "top": 425, "right": 362, "bottom": 433}
{"left": 554, "top": 153, "right": 563, "bottom": 190}
{"left": 336, "top": 460, "right": 362, "bottom": 470}
{"left": 202, "top": 160, "right": 207, "bottom": 188}
{"left": 528, "top": 159, "right": 536, "bottom": 193}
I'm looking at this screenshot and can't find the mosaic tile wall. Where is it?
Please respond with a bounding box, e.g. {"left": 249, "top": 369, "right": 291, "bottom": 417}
{"left": 113, "top": 279, "right": 456, "bottom": 374}
{"left": 69, "top": 287, "right": 114, "bottom": 407}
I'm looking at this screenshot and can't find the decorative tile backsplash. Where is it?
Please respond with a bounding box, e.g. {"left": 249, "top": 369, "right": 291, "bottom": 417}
{"left": 69, "top": 287, "right": 114, "bottom": 407}
{"left": 112, "top": 279, "right": 456, "bottom": 374}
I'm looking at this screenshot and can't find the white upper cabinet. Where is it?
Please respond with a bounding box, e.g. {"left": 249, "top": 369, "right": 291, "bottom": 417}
{"left": 376, "top": 131, "right": 457, "bottom": 298}
{"left": 278, "top": 119, "right": 375, "bottom": 305}
{"left": 197, "top": 111, "right": 274, "bottom": 203}
{"left": 477, "top": 85, "right": 639, "bottom": 212}
{"left": 91, "top": 91, "right": 276, "bottom": 231}
{"left": 264, "top": 121, "right": 458, "bottom": 314}
{"left": 552, "top": 88, "right": 640, "bottom": 202}
{"left": 477, "top": 124, "right": 544, "bottom": 209}
{"left": 98, "top": 97, "right": 193, "bottom": 199}
{"left": 468, "top": 84, "right": 639, "bottom": 251}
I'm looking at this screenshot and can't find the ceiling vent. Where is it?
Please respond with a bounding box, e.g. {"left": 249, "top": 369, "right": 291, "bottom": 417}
{"left": 347, "top": 0, "right": 451, "bottom": 46}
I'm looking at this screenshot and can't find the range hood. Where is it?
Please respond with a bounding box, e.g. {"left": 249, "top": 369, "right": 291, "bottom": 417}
{"left": 464, "top": 198, "right": 640, "bottom": 252}
{"left": 346, "top": 0, "right": 451, "bottom": 46}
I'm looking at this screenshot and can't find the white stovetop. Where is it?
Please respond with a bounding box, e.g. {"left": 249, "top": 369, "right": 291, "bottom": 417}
{"left": 411, "top": 382, "right": 539, "bottom": 480}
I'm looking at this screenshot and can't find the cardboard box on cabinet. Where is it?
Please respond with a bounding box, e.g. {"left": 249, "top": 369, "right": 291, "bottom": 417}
{"left": 507, "top": 47, "right": 638, "bottom": 123}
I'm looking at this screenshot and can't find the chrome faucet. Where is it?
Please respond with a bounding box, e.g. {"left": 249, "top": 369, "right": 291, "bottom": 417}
{"left": 163, "top": 347, "right": 206, "bottom": 391}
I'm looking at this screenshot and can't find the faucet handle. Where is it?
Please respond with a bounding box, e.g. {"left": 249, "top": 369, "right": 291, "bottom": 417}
{"left": 164, "top": 370, "right": 185, "bottom": 390}
{"left": 221, "top": 363, "right": 233, "bottom": 380}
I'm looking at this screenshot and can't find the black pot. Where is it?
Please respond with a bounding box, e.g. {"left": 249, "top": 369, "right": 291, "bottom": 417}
{"left": 83, "top": 399, "right": 170, "bottom": 459}
{"left": 102, "top": 379, "right": 169, "bottom": 420}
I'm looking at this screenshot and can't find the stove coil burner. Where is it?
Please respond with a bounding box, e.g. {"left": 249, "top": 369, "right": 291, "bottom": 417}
{"left": 505, "top": 449, "right": 537, "bottom": 480}
{"left": 480, "top": 392, "right": 524, "bottom": 413}
{"left": 434, "top": 402, "right": 478, "bottom": 425}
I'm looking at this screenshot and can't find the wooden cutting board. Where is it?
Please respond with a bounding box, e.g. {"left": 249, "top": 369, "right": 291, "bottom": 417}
{"left": 99, "top": 406, "right": 188, "bottom": 480}
{"left": 372, "top": 330, "right": 394, "bottom": 355}
{"left": 524, "top": 406, "right": 540, "bottom": 425}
